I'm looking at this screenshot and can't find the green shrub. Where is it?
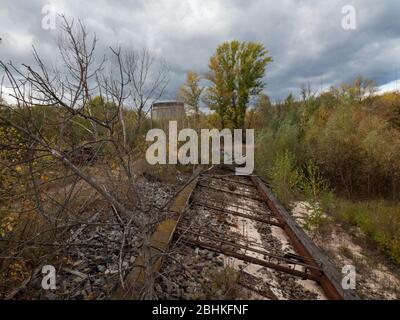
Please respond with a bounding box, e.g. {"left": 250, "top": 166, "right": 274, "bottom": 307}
{"left": 334, "top": 200, "right": 400, "bottom": 264}
{"left": 253, "top": 83, "right": 400, "bottom": 265}
{"left": 269, "top": 151, "right": 300, "bottom": 206}
{"left": 300, "top": 161, "right": 331, "bottom": 232}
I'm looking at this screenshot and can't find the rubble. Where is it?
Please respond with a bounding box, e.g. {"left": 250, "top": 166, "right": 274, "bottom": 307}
{"left": 20, "top": 174, "right": 183, "bottom": 300}
{"left": 156, "top": 170, "right": 326, "bottom": 300}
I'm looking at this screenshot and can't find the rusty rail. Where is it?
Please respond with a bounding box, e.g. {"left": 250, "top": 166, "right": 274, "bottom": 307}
{"left": 192, "top": 200, "right": 283, "bottom": 227}
{"left": 175, "top": 226, "right": 322, "bottom": 273}
{"left": 193, "top": 166, "right": 358, "bottom": 300}
{"left": 250, "top": 175, "right": 359, "bottom": 300}
{"left": 178, "top": 237, "right": 321, "bottom": 282}
{"left": 113, "top": 166, "right": 203, "bottom": 299}
{"left": 114, "top": 164, "right": 359, "bottom": 300}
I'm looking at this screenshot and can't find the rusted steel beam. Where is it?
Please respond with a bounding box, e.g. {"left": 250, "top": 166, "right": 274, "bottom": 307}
{"left": 284, "top": 252, "right": 319, "bottom": 265}
{"left": 178, "top": 223, "right": 267, "bottom": 249}
{"left": 179, "top": 237, "right": 321, "bottom": 282}
{"left": 251, "top": 176, "right": 359, "bottom": 300}
{"left": 225, "top": 202, "right": 271, "bottom": 216}
{"left": 197, "top": 182, "right": 264, "bottom": 202}
{"left": 205, "top": 175, "right": 257, "bottom": 188}
{"left": 207, "top": 182, "right": 256, "bottom": 195}
{"left": 113, "top": 167, "right": 203, "bottom": 299}
{"left": 192, "top": 195, "right": 268, "bottom": 215}
{"left": 192, "top": 201, "right": 283, "bottom": 227}
{"left": 176, "top": 226, "right": 321, "bottom": 272}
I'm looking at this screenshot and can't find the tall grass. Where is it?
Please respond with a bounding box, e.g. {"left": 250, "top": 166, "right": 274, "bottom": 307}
{"left": 334, "top": 200, "right": 400, "bottom": 264}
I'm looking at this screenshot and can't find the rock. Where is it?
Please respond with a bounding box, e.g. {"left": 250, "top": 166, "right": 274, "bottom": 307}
{"left": 45, "top": 292, "right": 58, "bottom": 300}
{"left": 72, "top": 260, "right": 84, "bottom": 267}
{"left": 97, "top": 265, "right": 106, "bottom": 273}
{"left": 63, "top": 267, "right": 88, "bottom": 280}
{"left": 94, "top": 255, "right": 106, "bottom": 262}
{"left": 155, "top": 284, "right": 163, "bottom": 293}
{"left": 94, "top": 278, "right": 105, "bottom": 286}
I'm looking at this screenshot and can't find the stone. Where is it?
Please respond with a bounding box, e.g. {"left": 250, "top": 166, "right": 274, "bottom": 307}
{"left": 45, "top": 292, "right": 58, "bottom": 300}
{"left": 97, "top": 265, "right": 106, "bottom": 273}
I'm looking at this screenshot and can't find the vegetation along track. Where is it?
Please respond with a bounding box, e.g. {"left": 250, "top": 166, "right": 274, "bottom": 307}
{"left": 117, "top": 165, "right": 359, "bottom": 300}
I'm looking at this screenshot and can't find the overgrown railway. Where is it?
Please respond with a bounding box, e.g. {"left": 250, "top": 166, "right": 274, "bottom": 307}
{"left": 116, "top": 165, "right": 358, "bottom": 300}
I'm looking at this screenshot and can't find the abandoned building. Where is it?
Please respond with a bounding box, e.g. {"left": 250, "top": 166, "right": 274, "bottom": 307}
{"left": 151, "top": 101, "right": 190, "bottom": 129}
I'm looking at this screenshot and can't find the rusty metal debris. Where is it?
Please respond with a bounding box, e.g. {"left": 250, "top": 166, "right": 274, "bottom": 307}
{"left": 116, "top": 165, "right": 359, "bottom": 300}
{"left": 192, "top": 200, "right": 283, "bottom": 227}
{"left": 113, "top": 167, "right": 203, "bottom": 299}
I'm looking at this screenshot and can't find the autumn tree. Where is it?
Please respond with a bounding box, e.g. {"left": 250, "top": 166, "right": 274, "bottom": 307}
{"left": 205, "top": 41, "right": 272, "bottom": 129}
{"left": 178, "top": 70, "right": 203, "bottom": 129}
{"left": 249, "top": 93, "right": 272, "bottom": 129}
{"left": 340, "top": 76, "right": 377, "bottom": 103}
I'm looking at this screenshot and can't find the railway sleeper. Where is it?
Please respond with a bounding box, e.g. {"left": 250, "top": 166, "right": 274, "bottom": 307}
{"left": 178, "top": 236, "right": 322, "bottom": 282}
{"left": 175, "top": 228, "right": 322, "bottom": 270}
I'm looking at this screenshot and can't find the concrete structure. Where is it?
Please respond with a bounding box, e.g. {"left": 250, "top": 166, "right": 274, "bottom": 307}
{"left": 151, "top": 101, "right": 187, "bottom": 122}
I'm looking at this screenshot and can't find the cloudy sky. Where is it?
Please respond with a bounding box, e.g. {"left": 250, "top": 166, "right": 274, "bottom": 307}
{"left": 1, "top": 0, "right": 400, "bottom": 102}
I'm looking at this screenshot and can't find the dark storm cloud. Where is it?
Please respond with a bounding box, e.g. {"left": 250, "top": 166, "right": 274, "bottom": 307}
{"left": 1, "top": 0, "right": 400, "bottom": 102}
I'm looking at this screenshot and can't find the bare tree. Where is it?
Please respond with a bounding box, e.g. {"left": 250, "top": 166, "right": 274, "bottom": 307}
{"left": 300, "top": 83, "right": 313, "bottom": 102}
{"left": 123, "top": 48, "right": 169, "bottom": 136}
{"left": 0, "top": 16, "right": 170, "bottom": 299}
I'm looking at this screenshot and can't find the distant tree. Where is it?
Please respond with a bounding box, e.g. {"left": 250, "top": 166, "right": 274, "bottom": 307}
{"left": 178, "top": 70, "right": 204, "bottom": 128}
{"left": 255, "top": 93, "right": 271, "bottom": 114}
{"left": 340, "top": 76, "right": 377, "bottom": 103}
{"left": 0, "top": 74, "right": 4, "bottom": 105}
{"left": 300, "top": 83, "right": 313, "bottom": 102}
{"left": 205, "top": 41, "right": 272, "bottom": 129}
{"left": 284, "top": 93, "right": 295, "bottom": 111}
{"left": 318, "top": 91, "right": 338, "bottom": 109}
{"left": 123, "top": 48, "right": 169, "bottom": 139}
{"left": 252, "top": 93, "right": 272, "bottom": 128}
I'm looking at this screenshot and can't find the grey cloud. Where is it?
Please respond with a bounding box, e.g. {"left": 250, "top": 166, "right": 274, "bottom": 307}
{"left": 1, "top": 0, "right": 399, "bottom": 102}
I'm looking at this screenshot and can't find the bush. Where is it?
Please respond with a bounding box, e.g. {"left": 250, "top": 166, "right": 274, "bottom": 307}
{"left": 269, "top": 151, "right": 300, "bottom": 206}
{"left": 334, "top": 200, "right": 400, "bottom": 264}
{"left": 253, "top": 81, "right": 400, "bottom": 265}
{"left": 300, "top": 161, "right": 331, "bottom": 232}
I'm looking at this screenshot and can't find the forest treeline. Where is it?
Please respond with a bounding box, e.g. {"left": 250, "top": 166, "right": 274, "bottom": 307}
{"left": 249, "top": 78, "right": 400, "bottom": 264}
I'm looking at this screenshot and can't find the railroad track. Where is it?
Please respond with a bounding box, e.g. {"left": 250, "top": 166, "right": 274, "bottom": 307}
{"left": 116, "top": 165, "right": 358, "bottom": 300}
